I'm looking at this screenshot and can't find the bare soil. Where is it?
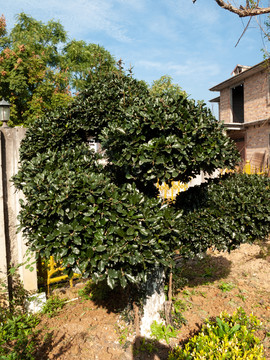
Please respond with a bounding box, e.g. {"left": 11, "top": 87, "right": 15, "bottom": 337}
{"left": 34, "top": 240, "right": 270, "bottom": 360}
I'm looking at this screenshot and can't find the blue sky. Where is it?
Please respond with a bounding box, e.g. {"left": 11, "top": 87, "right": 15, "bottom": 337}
{"left": 2, "top": 0, "right": 270, "bottom": 116}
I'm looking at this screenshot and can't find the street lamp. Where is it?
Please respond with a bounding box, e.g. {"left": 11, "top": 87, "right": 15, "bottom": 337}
{"left": 0, "top": 99, "right": 10, "bottom": 127}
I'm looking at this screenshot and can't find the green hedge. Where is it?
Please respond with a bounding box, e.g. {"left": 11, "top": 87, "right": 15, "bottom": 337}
{"left": 168, "top": 308, "right": 266, "bottom": 360}
{"left": 173, "top": 173, "right": 270, "bottom": 258}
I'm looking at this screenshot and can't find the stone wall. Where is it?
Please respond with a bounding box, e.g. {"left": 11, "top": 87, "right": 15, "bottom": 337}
{"left": 0, "top": 127, "right": 37, "bottom": 297}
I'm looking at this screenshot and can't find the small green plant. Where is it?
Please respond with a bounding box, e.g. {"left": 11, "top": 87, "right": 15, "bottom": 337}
{"left": 150, "top": 321, "right": 179, "bottom": 344}
{"left": 41, "top": 295, "right": 66, "bottom": 318}
{"left": 213, "top": 317, "right": 240, "bottom": 339}
{"left": 0, "top": 313, "right": 40, "bottom": 360}
{"left": 133, "top": 338, "right": 158, "bottom": 356}
{"left": 0, "top": 271, "right": 40, "bottom": 360}
{"left": 78, "top": 280, "right": 93, "bottom": 300}
{"left": 199, "top": 291, "right": 207, "bottom": 298}
{"left": 236, "top": 293, "right": 246, "bottom": 302}
{"left": 172, "top": 268, "right": 188, "bottom": 294}
{"left": 202, "top": 266, "right": 215, "bottom": 278}
{"left": 218, "top": 281, "right": 235, "bottom": 292}
{"left": 174, "top": 299, "right": 187, "bottom": 312}
{"left": 172, "top": 300, "right": 188, "bottom": 328}
{"left": 182, "top": 289, "right": 196, "bottom": 297}
{"left": 115, "top": 324, "right": 131, "bottom": 350}
{"left": 168, "top": 307, "right": 265, "bottom": 359}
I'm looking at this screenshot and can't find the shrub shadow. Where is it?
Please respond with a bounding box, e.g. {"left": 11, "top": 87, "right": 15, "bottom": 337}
{"left": 132, "top": 336, "right": 170, "bottom": 360}
{"left": 174, "top": 253, "right": 232, "bottom": 288}
{"left": 89, "top": 281, "right": 142, "bottom": 317}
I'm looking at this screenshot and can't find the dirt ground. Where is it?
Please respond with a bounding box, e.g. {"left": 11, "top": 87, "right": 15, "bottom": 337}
{"left": 34, "top": 240, "right": 270, "bottom": 360}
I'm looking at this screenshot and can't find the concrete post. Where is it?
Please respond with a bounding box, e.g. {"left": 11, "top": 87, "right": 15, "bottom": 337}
{"left": 0, "top": 127, "right": 37, "bottom": 294}
{"left": 0, "top": 130, "right": 9, "bottom": 298}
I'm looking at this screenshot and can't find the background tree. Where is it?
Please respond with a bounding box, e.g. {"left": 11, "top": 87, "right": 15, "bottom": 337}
{"left": 150, "top": 75, "right": 188, "bottom": 98}
{"left": 0, "top": 13, "right": 116, "bottom": 126}
{"left": 62, "top": 40, "right": 116, "bottom": 92}
{"left": 193, "top": 1, "right": 270, "bottom": 17}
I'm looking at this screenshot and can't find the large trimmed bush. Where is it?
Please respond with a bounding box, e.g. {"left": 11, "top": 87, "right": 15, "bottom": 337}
{"left": 14, "top": 68, "right": 270, "bottom": 289}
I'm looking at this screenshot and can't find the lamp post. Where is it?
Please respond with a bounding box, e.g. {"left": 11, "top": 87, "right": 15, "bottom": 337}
{"left": 0, "top": 99, "right": 10, "bottom": 127}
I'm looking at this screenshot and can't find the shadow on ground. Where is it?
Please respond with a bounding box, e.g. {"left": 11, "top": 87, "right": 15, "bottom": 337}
{"left": 132, "top": 336, "right": 171, "bottom": 360}
{"left": 174, "top": 254, "right": 232, "bottom": 288}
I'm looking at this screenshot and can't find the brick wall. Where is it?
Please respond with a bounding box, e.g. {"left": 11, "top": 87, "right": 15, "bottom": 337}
{"left": 220, "top": 87, "right": 231, "bottom": 122}
{"left": 244, "top": 71, "right": 270, "bottom": 122}
{"left": 219, "top": 70, "right": 270, "bottom": 123}
{"left": 246, "top": 125, "right": 269, "bottom": 167}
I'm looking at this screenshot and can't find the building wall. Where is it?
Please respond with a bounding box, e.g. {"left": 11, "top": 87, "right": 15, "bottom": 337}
{"left": 219, "top": 70, "right": 270, "bottom": 123}
{"left": 219, "top": 87, "right": 231, "bottom": 123}
{"left": 217, "top": 68, "right": 270, "bottom": 167}
{"left": 245, "top": 124, "right": 269, "bottom": 167}
{"left": 244, "top": 70, "right": 270, "bottom": 122}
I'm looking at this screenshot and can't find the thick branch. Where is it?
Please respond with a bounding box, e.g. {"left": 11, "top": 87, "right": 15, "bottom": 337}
{"left": 215, "top": 0, "right": 270, "bottom": 17}
{"left": 193, "top": 1, "right": 270, "bottom": 17}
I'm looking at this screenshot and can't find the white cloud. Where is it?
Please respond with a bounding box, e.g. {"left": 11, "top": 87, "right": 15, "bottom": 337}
{"left": 4, "top": 0, "right": 132, "bottom": 42}
{"left": 138, "top": 59, "right": 220, "bottom": 78}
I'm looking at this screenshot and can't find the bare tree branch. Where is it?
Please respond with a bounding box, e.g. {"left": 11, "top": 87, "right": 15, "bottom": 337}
{"left": 235, "top": 16, "right": 252, "bottom": 46}
{"left": 215, "top": 0, "right": 270, "bottom": 17}
{"left": 193, "top": 1, "right": 270, "bottom": 17}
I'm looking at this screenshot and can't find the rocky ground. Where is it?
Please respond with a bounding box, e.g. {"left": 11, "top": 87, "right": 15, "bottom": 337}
{"left": 34, "top": 240, "right": 270, "bottom": 360}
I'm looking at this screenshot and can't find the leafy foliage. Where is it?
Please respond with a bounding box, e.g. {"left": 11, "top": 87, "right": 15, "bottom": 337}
{"left": 0, "top": 272, "right": 40, "bottom": 360}
{"left": 168, "top": 308, "right": 266, "bottom": 359}
{"left": 150, "top": 320, "right": 179, "bottom": 344}
{"left": 0, "top": 13, "right": 116, "bottom": 126}
{"left": 0, "top": 313, "right": 40, "bottom": 360}
{"left": 173, "top": 173, "right": 270, "bottom": 258}
{"left": 150, "top": 75, "right": 188, "bottom": 98}
{"left": 41, "top": 296, "right": 66, "bottom": 318}
{"left": 62, "top": 40, "right": 116, "bottom": 92}
{"left": 14, "top": 66, "right": 270, "bottom": 291}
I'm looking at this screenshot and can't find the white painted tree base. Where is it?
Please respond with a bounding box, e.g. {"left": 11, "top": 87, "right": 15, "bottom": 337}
{"left": 140, "top": 268, "right": 166, "bottom": 337}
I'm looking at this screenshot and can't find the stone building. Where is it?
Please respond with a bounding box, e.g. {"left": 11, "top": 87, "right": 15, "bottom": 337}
{"left": 210, "top": 60, "right": 270, "bottom": 169}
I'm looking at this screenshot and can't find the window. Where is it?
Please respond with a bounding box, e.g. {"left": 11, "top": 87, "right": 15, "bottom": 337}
{"left": 231, "top": 84, "right": 244, "bottom": 123}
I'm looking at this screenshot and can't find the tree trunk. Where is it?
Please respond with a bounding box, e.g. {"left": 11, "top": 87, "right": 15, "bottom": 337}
{"left": 140, "top": 267, "right": 166, "bottom": 337}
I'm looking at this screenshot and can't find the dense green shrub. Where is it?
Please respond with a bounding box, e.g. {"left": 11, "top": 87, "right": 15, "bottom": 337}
{"left": 168, "top": 308, "right": 266, "bottom": 360}
{"left": 15, "top": 68, "right": 269, "bottom": 290}
{"left": 173, "top": 173, "right": 270, "bottom": 258}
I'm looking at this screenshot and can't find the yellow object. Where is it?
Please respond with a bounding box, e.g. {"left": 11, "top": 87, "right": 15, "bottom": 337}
{"left": 47, "top": 256, "right": 80, "bottom": 293}
{"left": 222, "top": 160, "right": 269, "bottom": 176}
{"left": 157, "top": 160, "right": 269, "bottom": 202}
{"left": 157, "top": 180, "right": 188, "bottom": 201}
{"left": 243, "top": 160, "right": 251, "bottom": 174}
